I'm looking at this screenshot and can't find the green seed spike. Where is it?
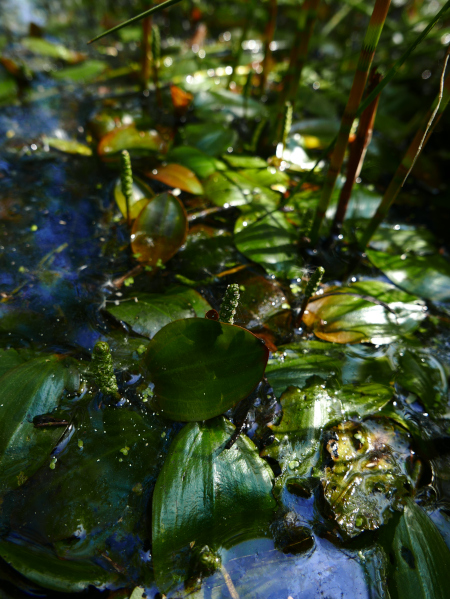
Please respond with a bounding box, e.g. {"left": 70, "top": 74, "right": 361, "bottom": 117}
{"left": 309, "top": 0, "right": 391, "bottom": 245}
{"left": 92, "top": 341, "right": 119, "bottom": 396}
{"left": 281, "top": 101, "right": 293, "bottom": 150}
{"left": 120, "top": 150, "right": 133, "bottom": 226}
{"left": 298, "top": 266, "right": 325, "bottom": 324}
{"left": 219, "top": 284, "right": 240, "bottom": 325}
{"left": 151, "top": 24, "right": 161, "bottom": 63}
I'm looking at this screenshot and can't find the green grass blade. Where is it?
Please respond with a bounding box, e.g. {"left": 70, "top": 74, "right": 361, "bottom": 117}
{"left": 87, "top": 0, "right": 185, "bottom": 44}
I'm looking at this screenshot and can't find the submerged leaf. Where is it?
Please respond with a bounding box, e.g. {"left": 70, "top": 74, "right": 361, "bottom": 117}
{"left": 152, "top": 417, "right": 276, "bottom": 594}
{"left": 322, "top": 419, "right": 413, "bottom": 538}
{"left": 141, "top": 318, "right": 269, "bottom": 421}
{"left": 131, "top": 192, "right": 188, "bottom": 267}
{"left": 302, "top": 280, "right": 426, "bottom": 344}
{"left": 106, "top": 287, "right": 211, "bottom": 338}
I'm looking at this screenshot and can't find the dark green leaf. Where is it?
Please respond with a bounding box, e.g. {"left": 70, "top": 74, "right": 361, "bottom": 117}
{"left": 52, "top": 60, "right": 107, "bottom": 82}
{"left": 166, "top": 146, "right": 218, "bottom": 178}
{"left": 21, "top": 37, "right": 84, "bottom": 63}
{"left": 181, "top": 123, "right": 237, "bottom": 156}
{"left": 379, "top": 498, "right": 450, "bottom": 599}
{"left": 0, "top": 355, "right": 79, "bottom": 492}
{"left": 152, "top": 417, "right": 276, "bottom": 594}
{"left": 303, "top": 280, "right": 426, "bottom": 344}
{"left": 106, "top": 287, "right": 211, "bottom": 338}
{"left": 141, "top": 318, "right": 269, "bottom": 421}
{"left": 0, "top": 539, "right": 116, "bottom": 593}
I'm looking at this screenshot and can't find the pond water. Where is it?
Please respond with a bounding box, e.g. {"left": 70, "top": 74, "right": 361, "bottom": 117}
{"left": 1, "top": 1, "right": 450, "bottom": 598}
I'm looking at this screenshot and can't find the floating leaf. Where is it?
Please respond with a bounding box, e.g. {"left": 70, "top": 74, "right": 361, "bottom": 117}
{"left": 106, "top": 287, "right": 211, "bottom": 338}
{"left": 222, "top": 155, "right": 268, "bottom": 169}
{"left": 234, "top": 209, "right": 304, "bottom": 279}
{"left": 396, "top": 349, "right": 448, "bottom": 416}
{"left": 113, "top": 175, "right": 154, "bottom": 220}
{"left": 98, "top": 125, "right": 166, "bottom": 158}
{"left": 302, "top": 280, "right": 426, "bottom": 344}
{"left": 266, "top": 341, "right": 395, "bottom": 398}
{"left": 141, "top": 318, "right": 269, "bottom": 421}
{"left": 378, "top": 498, "right": 450, "bottom": 599}
{"left": 322, "top": 419, "right": 413, "bottom": 538}
{"left": 0, "top": 539, "right": 116, "bottom": 593}
{"left": 366, "top": 250, "right": 450, "bottom": 303}
{"left": 8, "top": 404, "right": 173, "bottom": 577}
{"left": 152, "top": 417, "right": 276, "bottom": 594}
{"left": 166, "top": 146, "right": 218, "bottom": 179}
{"left": 21, "top": 37, "right": 85, "bottom": 63}
{"left": 263, "top": 382, "right": 393, "bottom": 494}
{"left": 204, "top": 170, "right": 280, "bottom": 209}
{"left": 0, "top": 355, "right": 79, "bottom": 492}
{"left": 181, "top": 123, "right": 237, "bottom": 156}
{"left": 147, "top": 163, "right": 203, "bottom": 195}
{"left": 131, "top": 192, "right": 188, "bottom": 267}
{"left": 170, "top": 84, "right": 193, "bottom": 109}
{"left": 42, "top": 136, "right": 92, "bottom": 156}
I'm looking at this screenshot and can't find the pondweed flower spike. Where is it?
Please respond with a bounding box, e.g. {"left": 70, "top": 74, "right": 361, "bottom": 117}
{"left": 92, "top": 341, "right": 119, "bottom": 397}
{"left": 298, "top": 266, "right": 325, "bottom": 324}
{"left": 332, "top": 70, "right": 382, "bottom": 234}
{"left": 120, "top": 150, "right": 133, "bottom": 227}
{"left": 360, "top": 69, "right": 450, "bottom": 249}
{"left": 219, "top": 284, "right": 240, "bottom": 325}
{"left": 280, "top": 101, "right": 293, "bottom": 152}
{"left": 309, "top": 0, "right": 391, "bottom": 245}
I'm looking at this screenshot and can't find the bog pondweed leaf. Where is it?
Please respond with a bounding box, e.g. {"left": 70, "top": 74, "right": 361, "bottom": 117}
{"left": 8, "top": 405, "right": 173, "bottom": 579}
{"left": 42, "top": 136, "right": 92, "bottom": 156}
{"left": 181, "top": 122, "right": 238, "bottom": 156}
{"left": 106, "top": 286, "right": 211, "bottom": 338}
{"left": 152, "top": 417, "right": 276, "bottom": 594}
{"left": 114, "top": 175, "right": 154, "bottom": 220}
{"left": 98, "top": 125, "right": 166, "bottom": 158}
{"left": 21, "top": 37, "right": 85, "bottom": 63}
{"left": 205, "top": 170, "right": 280, "bottom": 209}
{"left": 378, "top": 498, "right": 450, "bottom": 599}
{"left": 166, "top": 146, "right": 218, "bottom": 178}
{"left": 234, "top": 208, "right": 304, "bottom": 279}
{"left": 146, "top": 163, "right": 203, "bottom": 195}
{"left": 141, "top": 318, "right": 269, "bottom": 421}
{"left": 302, "top": 280, "right": 426, "bottom": 344}
{"left": 262, "top": 381, "right": 393, "bottom": 495}
{"left": 131, "top": 192, "right": 188, "bottom": 267}
{"left": 0, "top": 355, "right": 79, "bottom": 493}
{"left": 0, "top": 539, "right": 117, "bottom": 593}
{"left": 266, "top": 340, "right": 395, "bottom": 398}
{"left": 52, "top": 60, "right": 108, "bottom": 82}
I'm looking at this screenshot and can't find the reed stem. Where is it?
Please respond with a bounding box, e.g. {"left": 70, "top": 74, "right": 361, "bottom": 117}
{"left": 142, "top": 16, "right": 152, "bottom": 87}
{"left": 360, "top": 69, "right": 450, "bottom": 248}
{"left": 309, "top": 0, "right": 391, "bottom": 245}
{"left": 259, "top": 0, "right": 278, "bottom": 94}
{"left": 332, "top": 69, "right": 382, "bottom": 233}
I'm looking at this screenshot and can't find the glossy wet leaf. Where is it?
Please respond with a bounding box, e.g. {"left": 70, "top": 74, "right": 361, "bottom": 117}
{"left": 396, "top": 349, "right": 448, "bottom": 416}
{"left": 98, "top": 125, "right": 166, "bottom": 158}
{"left": 114, "top": 175, "right": 154, "bottom": 220}
{"left": 131, "top": 192, "right": 188, "bottom": 267}
{"left": 0, "top": 539, "right": 116, "bottom": 593}
{"left": 42, "top": 136, "right": 92, "bottom": 156}
{"left": 166, "top": 146, "right": 218, "bottom": 179}
{"left": 204, "top": 171, "right": 280, "bottom": 209}
{"left": 0, "top": 355, "right": 79, "bottom": 492}
{"left": 147, "top": 163, "right": 203, "bottom": 195}
{"left": 266, "top": 341, "right": 395, "bottom": 398}
{"left": 141, "top": 318, "right": 269, "bottom": 421}
{"left": 322, "top": 419, "right": 413, "bottom": 538}
{"left": 366, "top": 250, "right": 450, "bottom": 303}
{"left": 302, "top": 280, "right": 426, "bottom": 344}
{"left": 152, "top": 417, "right": 276, "bottom": 594}
{"left": 263, "top": 382, "right": 393, "bottom": 494}
{"left": 181, "top": 123, "right": 237, "bottom": 156}
{"left": 107, "top": 287, "right": 211, "bottom": 338}
{"left": 9, "top": 405, "right": 173, "bottom": 573}
{"left": 379, "top": 498, "right": 450, "bottom": 599}
{"left": 365, "top": 225, "right": 437, "bottom": 255}
{"left": 234, "top": 209, "right": 304, "bottom": 279}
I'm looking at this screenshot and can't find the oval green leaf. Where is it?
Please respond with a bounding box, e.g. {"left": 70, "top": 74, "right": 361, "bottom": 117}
{"left": 98, "top": 125, "right": 166, "bottom": 158}
{"left": 152, "top": 417, "right": 276, "bottom": 594}
{"left": 42, "top": 136, "right": 92, "bottom": 156}
{"left": 147, "top": 163, "right": 203, "bottom": 195}
{"left": 131, "top": 192, "right": 188, "bottom": 267}
{"left": 141, "top": 318, "right": 269, "bottom": 421}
